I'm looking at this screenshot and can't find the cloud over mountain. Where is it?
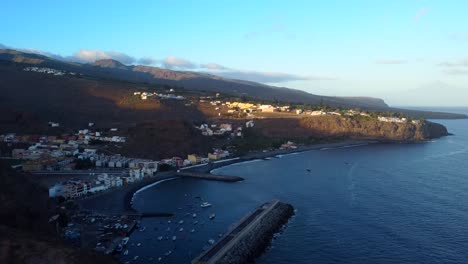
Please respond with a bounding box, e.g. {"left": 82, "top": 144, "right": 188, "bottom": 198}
{"left": 72, "top": 49, "right": 136, "bottom": 64}
{"left": 213, "top": 71, "right": 332, "bottom": 83}
{"left": 200, "top": 63, "right": 228, "bottom": 70}
{"left": 0, "top": 44, "right": 332, "bottom": 84}
{"left": 138, "top": 57, "right": 159, "bottom": 65}
{"left": 162, "top": 56, "right": 196, "bottom": 69}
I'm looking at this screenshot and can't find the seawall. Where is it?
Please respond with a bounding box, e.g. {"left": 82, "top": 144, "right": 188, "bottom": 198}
{"left": 192, "top": 199, "right": 294, "bottom": 264}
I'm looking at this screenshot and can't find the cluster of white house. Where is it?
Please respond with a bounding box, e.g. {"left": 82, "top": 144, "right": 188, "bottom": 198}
{"left": 295, "top": 109, "right": 371, "bottom": 117}
{"left": 23, "top": 67, "right": 76, "bottom": 76}
{"left": 47, "top": 148, "right": 232, "bottom": 199}
{"left": 77, "top": 128, "right": 126, "bottom": 143}
{"left": 280, "top": 141, "right": 298, "bottom": 150}
{"left": 224, "top": 102, "right": 290, "bottom": 113}
{"left": 3, "top": 126, "right": 127, "bottom": 171}
{"left": 133, "top": 91, "right": 185, "bottom": 100}
{"left": 377, "top": 116, "right": 421, "bottom": 124}
{"left": 48, "top": 169, "right": 153, "bottom": 199}
{"left": 196, "top": 121, "right": 254, "bottom": 137}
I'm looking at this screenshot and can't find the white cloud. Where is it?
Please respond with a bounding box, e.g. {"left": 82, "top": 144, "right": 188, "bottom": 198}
{"left": 375, "top": 59, "right": 408, "bottom": 65}
{"left": 138, "top": 57, "right": 159, "bottom": 65}
{"left": 162, "top": 56, "right": 196, "bottom": 69}
{"left": 444, "top": 69, "right": 468, "bottom": 75}
{"left": 212, "top": 71, "right": 334, "bottom": 83}
{"left": 200, "top": 63, "right": 228, "bottom": 70}
{"left": 438, "top": 58, "right": 468, "bottom": 67}
{"left": 18, "top": 48, "right": 66, "bottom": 61}
{"left": 414, "top": 7, "right": 429, "bottom": 21}
{"left": 72, "top": 49, "right": 136, "bottom": 64}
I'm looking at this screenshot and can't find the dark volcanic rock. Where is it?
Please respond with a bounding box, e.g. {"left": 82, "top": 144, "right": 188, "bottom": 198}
{"left": 256, "top": 116, "right": 449, "bottom": 142}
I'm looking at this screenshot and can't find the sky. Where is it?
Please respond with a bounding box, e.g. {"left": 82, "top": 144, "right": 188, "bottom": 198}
{"left": 1, "top": 0, "right": 467, "bottom": 106}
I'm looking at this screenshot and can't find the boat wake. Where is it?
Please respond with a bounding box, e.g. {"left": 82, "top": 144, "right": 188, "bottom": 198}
{"left": 131, "top": 178, "right": 179, "bottom": 204}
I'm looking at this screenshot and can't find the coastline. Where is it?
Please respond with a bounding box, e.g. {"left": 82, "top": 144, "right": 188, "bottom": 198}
{"left": 78, "top": 139, "right": 377, "bottom": 215}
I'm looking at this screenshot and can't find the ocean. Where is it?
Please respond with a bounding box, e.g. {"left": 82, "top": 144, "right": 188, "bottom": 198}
{"left": 125, "top": 107, "right": 468, "bottom": 264}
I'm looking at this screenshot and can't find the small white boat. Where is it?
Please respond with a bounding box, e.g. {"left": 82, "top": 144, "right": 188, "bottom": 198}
{"left": 165, "top": 250, "right": 172, "bottom": 256}
{"left": 167, "top": 220, "right": 171, "bottom": 224}
{"left": 123, "top": 249, "right": 128, "bottom": 256}
{"left": 192, "top": 213, "right": 197, "bottom": 218}
{"left": 208, "top": 239, "right": 215, "bottom": 245}
{"left": 133, "top": 256, "right": 139, "bottom": 261}
{"left": 201, "top": 202, "right": 212, "bottom": 208}
{"left": 193, "top": 221, "right": 198, "bottom": 225}
{"left": 158, "top": 257, "right": 162, "bottom": 262}
{"left": 190, "top": 229, "right": 195, "bottom": 233}
{"left": 209, "top": 214, "right": 216, "bottom": 220}
{"left": 179, "top": 228, "right": 184, "bottom": 232}
{"left": 157, "top": 236, "right": 163, "bottom": 241}
{"left": 137, "top": 243, "right": 141, "bottom": 247}
{"left": 172, "top": 236, "right": 177, "bottom": 241}
{"left": 179, "top": 220, "right": 184, "bottom": 224}
{"left": 121, "top": 237, "right": 129, "bottom": 245}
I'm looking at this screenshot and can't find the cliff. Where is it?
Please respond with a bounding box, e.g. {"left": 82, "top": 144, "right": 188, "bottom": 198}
{"left": 255, "top": 116, "right": 448, "bottom": 142}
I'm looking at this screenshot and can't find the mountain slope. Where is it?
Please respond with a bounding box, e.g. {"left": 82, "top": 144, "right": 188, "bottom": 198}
{"left": 0, "top": 49, "right": 388, "bottom": 109}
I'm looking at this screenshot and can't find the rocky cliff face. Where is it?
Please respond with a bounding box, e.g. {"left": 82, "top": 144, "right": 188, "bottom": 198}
{"left": 255, "top": 116, "right": 448, "bottom": 142}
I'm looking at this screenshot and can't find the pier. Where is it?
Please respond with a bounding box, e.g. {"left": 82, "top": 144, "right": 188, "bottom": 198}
{"left": 192, "top": 199, "right": 294, "bottom": 264}
{"left": 176, "top": 171, "right": 244, "bottom": 182}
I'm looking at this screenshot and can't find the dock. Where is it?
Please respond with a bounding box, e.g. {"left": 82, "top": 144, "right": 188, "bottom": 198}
{"left": 176, "top": 171, "right": 244, "bottom": 182}
{"left": 192, "top": 199, "right": 294, "bottom": 264}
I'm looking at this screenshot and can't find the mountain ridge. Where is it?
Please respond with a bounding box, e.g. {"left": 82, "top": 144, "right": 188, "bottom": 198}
{"left": 0, "top": 49, "right": 466, "bottom": 120}
{"left": 0, "top": 49, "right": 388, "bottom": 109}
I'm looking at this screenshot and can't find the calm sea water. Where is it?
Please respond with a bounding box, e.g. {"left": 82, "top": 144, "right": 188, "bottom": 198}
{"left": 126, "top": 108, "right": 468, "bottom": 264}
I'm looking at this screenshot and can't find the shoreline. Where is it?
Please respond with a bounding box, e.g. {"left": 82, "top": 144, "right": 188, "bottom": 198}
{"left": 78, "top": 139, "right": 378, "bottom": 215}
{"left": 196, "top": 139, "right": 379, "bottom": 174}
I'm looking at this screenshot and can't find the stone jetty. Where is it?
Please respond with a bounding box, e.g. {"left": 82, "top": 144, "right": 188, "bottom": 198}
{"left": 192, "top": 199, "right": 294, "bottom": 264}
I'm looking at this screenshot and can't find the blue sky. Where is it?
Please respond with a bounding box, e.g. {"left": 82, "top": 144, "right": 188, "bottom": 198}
{"left": 2, "top": 0, "right": 467, "bottom": 106}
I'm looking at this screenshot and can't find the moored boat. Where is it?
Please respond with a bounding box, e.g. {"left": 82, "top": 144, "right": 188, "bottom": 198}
{"left": 201, "top": 202, "right": 212, "bottom": 208}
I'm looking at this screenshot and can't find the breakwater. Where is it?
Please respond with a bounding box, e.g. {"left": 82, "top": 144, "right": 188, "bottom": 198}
{"left": 192, "top": 199, "right": 294, "bottom": 264}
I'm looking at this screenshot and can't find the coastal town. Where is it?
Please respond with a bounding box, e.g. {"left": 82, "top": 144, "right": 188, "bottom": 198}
{"left": 1, "top": 89, "right": 423, "bottom": 201}
{"left": 0, "top": 88, "right": 426, "bottom": 261}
